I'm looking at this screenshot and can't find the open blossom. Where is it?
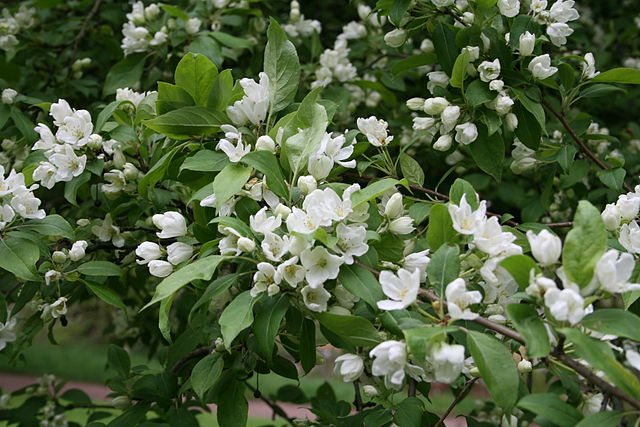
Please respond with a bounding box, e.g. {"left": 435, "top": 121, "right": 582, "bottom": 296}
{"left": 69, "top": 240, "right": 88, "bottom": 261}
{"left": 250, "top": 207, "right": 282, "bottom": 234}
{"left": 427, "top": 342, "right": 465, "bottom": 384}
{"left": 252, "top": 262, "right": 280, "bottom": 297}
{"left": 448, "top": 195, "right": 487, "bottom": 235}
{"left": 41, "top": 297, "right": 67, "bottom": 320}
{"left": 226, "top": 72, "right": 270, "bottom": 126}
{"left": 529, "top": 54, "right": 558, "bottom": 79}
{"left": 357, "top": 116, "right": 393, "bottom": 146}
{"left": 369, "top": 340, "right": 425, "bottom": 389}
{"left": 300, "top": 246, "right": 343, "bottom": 288}
{"left": 446, "top": 278, "right": 482, "bottom": 320}
{"left": 497, "top": 0, "right": 520, "bottom": 17}
{"left": 334, "top": 354, "right": 364, "bottom": 382}
{"left": 455, "top": 122, "right": 478, "bottom": 145}
{"left": 477, "top": 59, "right": 501, "bottom": 82}
{"left": 301, "top": 284, "right": 331, "bottom": 312}
{"left": 220, "top": 226, "right": 255, "bottom": 256}
{"left": 595, "top": 250, "right": 640, "bottom": 294}
{"left": 582, "top": 53, "right": 599, "bottom": 79}
{"left": 546, "top": 23, "right": 573, "bottom": 47}
{"left": 526, "top": 272, "right": 557, "bottom": 299}
{"left": 544, "top": 287, "right": 587, "bottom": 324}
{"left": 217, "top": 134, "right": 250, "bottom": 163}
{"left": 0, "top": 317, "right": 17, "bottom": 351}
{"left": 474, "top": 217, "right": 521, "bottom": 257}
{"left": 377, "top": 268, "right": 420, "bottom": 311}
{"left": 152, "top": 211, "right": 187, "bottom": 239}
{"left": 526, "top": 229, "right": 562, "bottom": 266}
{"left": 335, "top": 223, "right": 368, "bottom": 264}
{"left": 261, "top": 232, "right": 290, "bottom": 261}
{"left": 619, "top": 221, "right": 640, "bottom": 254}
{"left": 91, "top": 214, "right": 124, "bottom": 247}
{"left": 276, "top": 256, "right": 305, "bottom": 287}
{"left": 519, "top": 31, "right": 535, "bottom": 56}
{"left": 403, "top": 250, "right": 430, "bottom": 280}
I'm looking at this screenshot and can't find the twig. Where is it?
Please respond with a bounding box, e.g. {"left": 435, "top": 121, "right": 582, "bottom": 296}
{"left": 546, "top": 222, "right": 573, "bottom": 228}
{"left": 69, "top": 0, "right": 103, "bottom": 59}
{"left": 407, "top": 378, "right": 416, "bottom": 397}
{"left": 354, "top": 380, "right": 363, "bottom": 410}
{"left": 245, "top": 382, "right": 296, "bottom": 426}
{"left": 3, "top": 282, "right": 21, "bottom": 298}
{"left": 171, "top": 345, "right": 214, "bottom": 372}
{"left": 445, "top": 9, "right": 469, "bottom": 27}
{"left": 542, "top": 99, "right": 632, "bottom": 193}
{"left": 434, "top": 377, "right": 479, "bottom": 427}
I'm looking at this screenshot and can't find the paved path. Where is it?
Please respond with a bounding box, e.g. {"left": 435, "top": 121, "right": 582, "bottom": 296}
{"left": 0, "top": 373, "right": 467, "bottom": 426}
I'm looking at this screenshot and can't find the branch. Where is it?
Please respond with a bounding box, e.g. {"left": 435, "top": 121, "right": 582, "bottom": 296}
{"left": 434, "top": 377, "right": 478, "bottom": 427}
{"left": 245, "top": 382, "right": 296, "bottom": 426}
{"left": 546, "top": 222, "right": 573, "bottom": 228}
{"left": 171, "top": 345, "right": 214, "bottom": 373}
{"left": 69, "top": 0, "right": 103, "bottom": 59}
{"left": 542, "top": 99, "right": 632, "bottom": 193}
{"left": 354, "top": 380, "right": 364, "bottom": 410}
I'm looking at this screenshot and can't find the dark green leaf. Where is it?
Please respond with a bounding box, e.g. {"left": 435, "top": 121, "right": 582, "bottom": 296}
{"left": 144, "top": 106, "right": 226, "bottom": 138}
{"left": 399, "top": 153, "right": 425, "bottom": 186}
{"left": 264, "top": 18, "right": 300, "bottom": 113}
{"left": 243, "top": 150, "right": 289, "bottom": 200}
{"left": 316, "top": 313, "right": 381, "bottom": 347}
{"left": 505, "top": 303, "right": 550, "bottom": 358}
{"left": 592, "top": 68, "right": 640, "bottom": 84}
{"left": 432, "top": 22, "right": 458, "bottom": 75}
{"left": 191, "top": 353, "right": 223, "bottom": 400}
{"left": 468, "top": 124, "right": 504, "bottom": 181}
{"left": 220, "top": 291, "right": 257, "bottom": 348}
{"left": 581, "top": 309, "right": 640, "bottom": 341}
{"left": 426, "top": 244, "right": 460, "bottom": 296}
{"left": 517, "top": 393, "right": 583, "bottom": 426}
{"left": 77, "top": 261, "right": 122, "bottom": 277}
{"left": 338, "top": 263, "right": 385, "bottom": 310}
{"left": 254, "top": 295, "right": 289, "bottom": 361}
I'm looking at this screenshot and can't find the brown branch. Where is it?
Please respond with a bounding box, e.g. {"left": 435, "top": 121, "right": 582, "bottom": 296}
{"left": 245, "top": 382, "right": 296, "bottom": 426}
{"left": 354, "top": 380, "right": 364, "bottom": 410}
{"left": 546, "top": 222, "right": 573, "bottom": 228}
{"left": 542, "top": 99, "right": 632, "bottom": 193}
{"left": 69, "top": 0, "right": 103, "bottom": 59}
{"left": 171, "top": 345, "right": 214, "bottom": 373}
{"left": 434, "top": 377, "right": 479, "bottom": 427}
{"left": 407, "top": 378, "right": 417, "bottom": 397}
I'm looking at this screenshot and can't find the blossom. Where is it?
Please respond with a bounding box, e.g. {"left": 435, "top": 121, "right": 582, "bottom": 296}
{"left": 301, "top": 284, "right": 331, "bottom": 312}
{"left": 384, "top": 29, "right": 406, "bottom": 48}
{"left": 33, "top": 124, "right": 56, "bottom": 151}
{"left": 276, "top": 256, "right": 305, "bottom": 287}
{"left": 255, "top": 135, "right": 276, "bottom": 152}
{"left": 261, "top": 232, "right": 290, "bottom": 261}
{"left": 454, "top": 122, "right": 478, "bottom": 145}
{"left": 148, "top": 260, "right": 173, "bottom": 278}
{"left": 10, "top": 187, "right": 46, "bottom": 220}
{"left": 427, "top": 342, "right": 465, "bottom": 383}
{"left": 440, "top": 105, "right": 461, "bottom": 131}
{"left": 526, "top": 229, "right": 562, "bottom": 266}
{"left": 226, "top": 72, "right": 270, "bottom": 126}
{"left": 519, "top": 31, "right": 535, "bottom": 56}
{"left": 549, "top": 0, "right": 579, "bottom": 23}
{"left": 166, "top": 242, "right": 193, "bottom": 265}
{"left": 498, "top": 0, "right": 520, "bottom": 17}
{"left": 41, "top": 297, "right": 67, "bottom": 320}
{"left": 335, "top": 223, "right": 368, "bottom": 264}
{"left": 45, "top": 270, "right": 62, "bottom": 286}
{"left": 219, "top": 227, "right": 255, "bottom": 255}
{"left": 0, "top": 317, "right": 17, "bottom": 351}
{"left": 448, "top": 195, "right": 487, "bottom": 235}
{"left": 423, "top": 97, "right": 450, "bottom": 115}
{"left": 619, "top": 222, "right": 640, "bottom": 254}
{"left": 389, "top": 217, "right": 415, "bottom": 235}
{"left": 582, "top": 53, "right": 598, "bottom": 79}
{"left": 300, "top": 246, "right": 343, "bottom": 287}
{"left": 250, "top": 207, "right": 282, "bottom": 235}
{"left": 601, "top": 203, "right": 620, "bottom": 231}
{"left": 433, "top": 134, "right": 453, "bottom": 151}
{"left": 297, "top": 175, "right": 317, "bottom": 194}
{"left": 152, "top": 211, "right": 187, "bottom": 239}
{"left": 185, "top": 18, "right": 201, "bottom": 34}
{"left": 32, "top": 162, "right": 57, "bottom": 189}
{"left": 595, "top": 250, "right": 640, "bottom": 294}
{"left": 55, "top": 110, "right": 93, "bottom": 147}
{"left": 529, "top": 54, "right": 558, "bottom": 79}
{"left": 1, "top": 88, "right": 17, "bottom": 104}
{"left": 477, "top": 59, "right": 501, "bottom": 82}
{"left": 544, "top": 287, "right": 587, "bottom": 324}
{"left": 474, "top": 217, "right": 520, "bottom": 257}
{"left": 526, "top": 273, "right": 557, "bottom": 299}
{"left": 546, "top": 22, "right": 573, "bottom": 47}
{"left": 369, "top": 340, "right": 424, "bottom": 389}
{"left": 217, "top": 134, "right": 250, "bottom": 163}
{"left": 69, "top": 240, "right": 88, "bottom": 262}
{"left": 357, "top": 116, "right": 393, "bottom": 146}
{"left": 403, "top": 250, "right": 430, "bottom": 280}
{"left": 377, "top": 268, "right": 420, "bottom": 311}
{"left": 334, "top": 354, "right": 364, "bottom": 382}
{"left": 136, "top": 242, "right": 162, "bottom": 265}
{"left": 252, "top": 262, "right": 280, "bottom": 297}
{"left": 47, "top": 145, "right": 87, "bottom": 182}
{"left": 445, "top": 278, "right": 482, "bottom": 320}
{"left": 286, "top": 207, "right": 321, "bottom": 234}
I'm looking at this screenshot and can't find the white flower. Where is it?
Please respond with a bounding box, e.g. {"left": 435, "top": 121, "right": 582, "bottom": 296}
{"left": 406, "top": 97, "right": 426, "bottom": 111}
{"left": 32, "top": 162, "right": 58, "bottom": 189}
{"left": 255, "top": 135, "right": 276, "bottom": 152}
{"left": 384, "top": 29, "right": 406, "bottom": 48}
{"left": 530, "top": 0, "right": 548, "bottom": 13}
{"left": 42, "top": 297, "right": 67, "bottom": 320}
{"left": 250, "top": 207, "right": 282, "bottom": 235}
{"left": 152, "top": 211, "right": 187, "bottom": 239}
{"left": 474, "top": 217, "right": 520, "bottom": 257}
{"left": 626, "top": 349, "right": 640, "bottom": 371}
{"left": 335, "top": 223, "right": 368, "bottom": 264}
{"left": 1, "top": 88, "right": 17, "bottom": 104}
{"left": 286, "top": 207, "right": 321, "bottom": 234}
{"left": 91, "top": 214, "right": 124, "bottom": 247}
{"left": 50, "top": 99, "right": 74, "bottom": 126}
{"left": 526, "top": 273, "right": 557, "bottom": 299}
{"left": 0, "top": 204, "right": 14, "bottom": 230}
{"left": 45, "top": 270, "right": 62, "bottom": 286}
{"left": 446, "top": 278, "right": 482, "bottom": 320}
{"left": 582, "top": 53, "right": 598, "bottom": 79}
{"left": 440, "top": 105, "right": 461, "bottom": 130}
{"left": 546, "top": 22, "right": 573, "bottom": 47}
{"left": 276, "top": 256, "right": 305, "bottom": 287}
{"left": 528, "top": 54, "right": 558, "bottom": 79}
{"left": 549, "top": 0, "right": 579, "bottom": 23}
{"left": 423, "top": 97, "right": 450, "bottom": 115}
{"left": 428, "top": 342, "right": 465, "bottom": 383}
{"left": 148, "top": 260, "right": 173, "bottom": 278}
{"left": 505, "top": 113, "right": 519, "bottom": 131}
{"left": 0, "top": 317, "right": 17, "bottom": 351}
{"left": 454, "top": 122, "right": 478, "bottom": 145}
{"left": 144, "top": 4, "right": 160, "bottom": 20}
{"left": 314, "top": 133, "right": 355, "bottom": 170}
{"left": 334, "top": 354, "right": 364, "bottom": 382}
{"left": 616, "top": 193, "right": 640, "bottom": 220}
{"left": 185, "top": 18, "right": 202, "bottom": 34}
{"left": 377, "top": 268, "right": 420, "bottom": 311}
{"left": 489, "top": 79, "right": 504, "bottom": 91}
{"left": 403, "top": 250, "right": 430, "bottom": 280}
{"left": 619, "top": 222, "right": 640, "bottom": 254}
{"left": 494, "top": 94, "right": 514, "bottom": 115}
{"left": 261, "top": 232, "right": 290, "bottom": 261}
{"left": 601, "top": 203, "right": 620, "bottom": 231}
{"left": 102, "top": 169, "right": 126, "bottom": 197}
{"left": 135, "top": 242, "right": 162, "bottom": 265}
{"left": 389, "top": 216, "right": 415, "bottom": 235}
{"left": 519, "top": 31, "right": 535, "bottom": 56}
{"left": 69, "top": 240, "right": 88, "bottom": 262}
{"left": 226, "top": 72, "right": 270, "bottom": 126}
{"left": 300, "top": 246, "right": 343, "bottom": 288}
{"left": 526, "top": 229, "right": 562, "bottom": 266}
{"left": 448, "top": 194, "right": 487, "bottom": 235}
{"left": 56, "top": 110, "right": 93, "bottom": 147}
{"left": 217, "top": 135, "right": 250, "bottom": 163}
{"left": 478, "top": 59, "right": 501, "bottom": 82}
{"left": 431, "top": 0, "right": 455, "bottom": 7}
{"left": 595, "top": 250, "right": 640, "bottom": 294}
{"left": 252, "top": 262, "right": 280, "bottom": 297}
{"left": 384, "top": 193, "right": 404, "bottom": 219}
{"left": 420, "top": 38, "right": 435, "bottom": 53}
{"left": 362, "top": 385, "right": 378, "bottom": 398}
{"left": 297, "top": 175, "right": 317, "bottom": 195}
{"left": 544, "top": 287, "right": 586, "bottom": 324}
{"left": 369, "top": 340, "right": 424, "bottom": 389}
{"left": 10, "top": 187, "right": 46, "bottom": 220}
{"left": 433, "top": 134, "right": 453, "bottom": 151}
{"left": 167, "top": 242, "right": 193, "bottom": 265}
{"left": 48, "top": 145, "right": 87, "bottom": 182}
{"left": 357, "top": 116, "right": 393, "bottom": 147}
{"left": 427, "top": 71, "right": 450, "bottom": 93}
{"left": 301, "top": 284, "right": 331, "bottom": 312}
{"left": 33, "top": 124, "right": 56, "bottom": 151}
{"left": 116, "top": 88, "right": 147, "bottom": 108}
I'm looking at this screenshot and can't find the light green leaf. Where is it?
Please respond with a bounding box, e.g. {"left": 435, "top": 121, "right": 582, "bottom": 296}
{"left": 562, "top": 201, "right": 606, "bottom": 288}
{"left": 466, "top": 330, "right": 519, "bottom": 412}
{"left": 180, "top": 150, "right": 228, "bottom": 173}
{"left": 316, "top": 313, "right": 381, "bottom": 347}
{"left": 399, "top": 153, "right": 425, "bottom": 187}
{"left": 0, "top": 237, "right": 40, "bottom": 281}
{"left": 499, "top": 255, "right": 540, "bottom": 290}
{"left": 138, "top": 147, "right": 179, "bottom": 198}
{"left": 592, "top": 68, "right": 640, "bottom": 84}
{"left": 243, "top": 151, "right": 289, "bottom": 200}
{"left": 264, "top": 18, "right": 300, "bottom": 113}
{"left": 393, "top": 397, "right": 424, "bottom": 427}
{"left": 94, "top": 100, "right": 122, "bottom": 133}
{"left": 575, "top": 411, "right": 624, "bottom": 427}
{"left": 513, "top": 89, "right": 546, "bottom": 130}
{"left": 210, "top": 31, "right": 253, "bottom": 49}
{"left": 18, "top": 214, "right": 75, "bottom": 239}
{"left": 338, "top": 263, "right": 385, "bottom": 310}
{"left": 174, "top": 53, "right": 218, "bottom": 106}
{"left": 142, "top": 255, "right": 225, "bottom": 309}
{"left": 253, "top": 295, "right": 289, "bottom": 361}
{"left": 77, "top": 261, "right": 122, "bottom": 277}
{"left": 191, "top": 353, "right": 223, "bottom": 400}
{"left": 404, "top": 326, "right": 456, "bottom": 361}
{"left": 517, "top": 393, "right": 583, "bottom": 426}
{"left": 426, "top": 203, "right": 456, "bottom": 251}
{"left": 213, "top": 163, "right": 252, "bottom": 210}
{"left": 283, "top": 102, "right": 328, "bottom": 175}
{"left": 220, "top": 290, "right": 257, "bottom": 348}
{"left": 449, "top": 178, "right": 479, "bottom": 209}
{"left": 143, "top": 106, "right": 226, "bottom": 138}
{"left": 427, "top": 244, "right": 460, "bottom": 296}
{"left": 350, "top": 178, "right": 405, "bottom": 208}
{"left": 581, "top": 309, "right": 640, "bottom": 341}
{"left": 597, "top": 168, "right": 626, "bottom": 190}
{"left": 450, "top": 49, "right": 471, "bottom": 89}
{"left": 505, "top": 303, "right": 550, "bottom": 358}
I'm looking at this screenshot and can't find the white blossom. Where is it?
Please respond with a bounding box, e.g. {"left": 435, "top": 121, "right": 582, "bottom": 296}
{"left": 136, "top": 242, "right": 162, "bottom": 265}
{"left": 526, "top": 229, "right": 562, "bottom": 266}
{"left": 377, "top": 268, "right": 420, "bottom": 311}
{"left": 427, "top": 342, "right": 465, "bottom": 383}
{"left": 334, "top": 354, "right": 364, "bottom": 382}
{"left": 446, "top": 278, "right": 482, "bottom": 320}
{"left": 148, "top": 260, "right": 173, "bottom": 278}
{"left": 152, "top": 211, "right": 187, "bottom": 239}
{"left": 529, "top": 54, "right": 557, "bottom": 79}
{"left": 300, "top": 246, "right": 343, "bottom": 288}
{"left": 478, "top": 59, "right": 501, "bottom": 82}
{"left": 226, "top": 72, "right": 270, "bottom": 126}
{"left": 69, "top": 240, "right": 88, "bottom": 262}
{"left": 369, "top": 340, "right": 425, "bottom": 389}
{"left": 166, "top": 242, "right": 193, "bottom": 265}
{"left": 544, "top": 288, "right": 587, "bottom": 324}
{"left": 357, "top": 116, "right": 393, "bottom": 146}
{"left": 595, "top": 250, "right": 640, "bottom": 294}
{"left": 519, "top": 31, "right": 536, "bottom": 56}
{"left": 448, "top": 195, "right": 486, "bottom": 235}
{"left": 301, "top": 284, "right": 331, "bottom": 312}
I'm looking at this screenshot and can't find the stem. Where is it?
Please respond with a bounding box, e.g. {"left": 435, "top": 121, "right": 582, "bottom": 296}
{"left": 541, "top": 98, "right": 633, "bottom": 193}
{"left": 69, "top": 0, "right": 103, "bottom": 60}
{"left": 407, "top": 378, "right": 417, "bottom": 397}
{"left": 245, "top": 382, "right": 296, "bottom": 426}
{"left": 171, "top": 345, "right": 214, "bottom": 372}
{"left": 434, "top": 378, "right": 479, "bottom": 427}
{"left": 354, "top": 380, "right": 364, "bottom": 410}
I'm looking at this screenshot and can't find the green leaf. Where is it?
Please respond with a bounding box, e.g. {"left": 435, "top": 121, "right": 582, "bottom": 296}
{"left": 399, "top": 153, "right": 425, "bottom": 186}
{"left": 432, "top": 22, "right": 458, "bottom": 75}
{"left": 180, "top": 150, "right": 228, "bottom": 173}
{"left": 0, "top": 237, "right": 40, "bottom": 281}
{"left": 389, "top": 0, "right": 412, "bottom": 26}
{"left": 592, "top": 67, "right": 640, "bottom": 84}
{"left": 467, "top": 124, "right": 504, "bottom": 182}
{"left": 103, "top": 54, "right": 145, "bottom": 95}
{"left": 210, "top": 31, "right": 253, "bottom": 49}
{"left": 300, "top": 318, "right": 316, "bottom": 373}
{"left": 575, "top": 411, "right": 624, "bottom": 427}
{"left": 77, "top": 261, "right": 122, "bottom": 277}
{"left": 499, "top": 255, "right": 540, "bottom": 290}
{"left": 465, "top": 79, "right": 494, "bottom": 108}
{"left": 174, "top": 53, "right": 218, "bottom": 106}
{"left": 253, "top": 295, "right": 289, "bottom": 362}
{"left": 18, "top": 214, "right": 75, "bottom": 239}
{"left": 316, "top": 313, "right": 381, "bottom": 347}
{"left": 189, "top": 274, "right": 237, "bottom": 320}
{"left": 337, "top": 263, "right": 385, "bottom": 310}
{"left": 220, "top": 291, "right": 257, "bottom": 348}
{"left": 209, "top": 216, "right": 254, "bottom": 238}
{"left": 517, "top": 393, "right": 583, "bottom": 426}
{"left": 107, "top": 344, "right": 130, "bottom": 377}
{"left": 144, "top": 106, "right": 226, "bottom": 138}
{"left": 562, "top": 201, "right": 606, "bottom": 288}
{"left": 477, "top": 0, "right": 498, "bottom": 8}
{"left": 213, "top": 163, "right": 252, "bottom": 210}
{"left": 84, "top": 282, "right": 126, "bottom": 310}
{"left": 191, "top": 353, "right": 223, "bottom": 400}
{"left": 513, "top": 89, "right": 546, "bottom": 130}
{"left": 393, "top": 397, "right": 424, "bottom": 427}
{"left": 142, "top": 255, "right": 225, "bottom": 309}
{"left": 350, "top": 178, "right": 405, "bottom": 207}
{"left": 243, "top": 150, "right": 289, "bottom": 200}
{"left": 404, "top": 326, "right": 456, "bottom": 361}
{"left": 579, "top": 84, "right": 626, "bottom": 99}
{"left": 449, "top": 178, "right": 479, "bottom": 209}
{"left": 64, "top": 171, "right": 91, "bottom": 206}
{"left": 514, "top": 103, "right": 541, "bottom": 150}
{"left": 10, "top": 108, "right": 37, "bottom": 143}
{"left": 426, "top": 244, "right": 460, "bottom": 296}
{"left": 466, "top": 330, "right": 519, "bottom": 412}
{"left": 217, "top": 380, "right": 248, "bottom": 427}
{"left": 391, "top": 53, "right": 437, "bottom": 75}
{"left": 138, "top": 147, "right": 179, "bottom": 198}
{"left": 160, "top": 4, "right": 189, "bottom": 20}
{"left": 505, "top": 303, "right": 550, "bottom": 358}
{"left": 597, "top": 168, "right": 626, "bottom": 190}
{"left": 450, "top": 49, "right": 471, "bottom": 89}
{"left": 283, "top": 102, "right": 328, "bottom": 175}
{"left": 208, "top": 69, "right": 235, "bottom": 111}
{"left": 581, "top": 309, "right": 640, "bottom": 341}
{"left": 157, "top": 82, "right": 195, "bottom": 115}
{"left": 264, "top": 18, "right": 300, "bottom": 113}
{"left": 555, "top": 145, "right": 577, "bottom": 172}
{"left": 94, "top": 100, "right": 122, "bottom": 133}
{"left": 560, "top": 328, "right": 640, "bottom": 398}
{"left": 508, "top": 16, "right": 540, "bottom": 50}
{"left": 426, "top": 203, "right": 456, "bottom": 251}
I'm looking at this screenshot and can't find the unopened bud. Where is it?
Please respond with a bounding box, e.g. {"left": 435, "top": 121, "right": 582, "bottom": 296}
{"left": 112, "top": 396, "right": 131, "bottom": 410}
{"left": 237, "top": 237, "right": 256, "bottom": 253}
{"left": 518, "top": 360, "right": 533, "bottom": 373}
{"left": 362, "top": 385, "right": 378, "bottom": 398}
{"left": 406, "top": 97, "right": 426, "bottom": 111}
{"left": 52, "top": 251, "right": 67, "bottom": 264}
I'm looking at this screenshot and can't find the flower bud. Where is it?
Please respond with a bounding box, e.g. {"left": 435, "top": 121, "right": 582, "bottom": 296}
{"left": 267, "top": 284, "right": 280, "bottom": 296}
{"left": 297, "top": 175, "right": 317, "bottom": 194}
{"left": 384, "top": 29, "right": 407, "bottom": 48}
{"left": 123, "top": 163, "right": 140, "bottom": 180}
{"left": 112, "top": 396, "right": 131, "bottom": 410}
{"left": 1, "top": 88, "right": 17, "bottom": 104}
{"left": 166, "top": 242, "right": 193, "bottom": 265}
{"left": 237, "top": 237, "right": 256, "bottom": 253}
{"left": 519, "top": 31, "right": 536, "bottom": 56}
{"left": 148, "top": 260, "right": 173, "bottom": 278}
{"left": 518, "top": 360, "right": 533, "bottom": 373}
{"left": 87, "top": 133, "right": 103, "bottom": 150}
{"left": 215, "top": 337, "right": 225, "bottom": 352}
{"left": 274, "top": 203, "right": 292, "bottom": 219}
{"left": 113, "top": 150, "right": 126, "bottom": 169}
{"left": 601, "top": 204, "right": 620, "bottom": 231}
{"left": 510, "top": 157, "right": 536, "bottom": 174}
{"left": 505, "top": 113, "right": 518, "bottom": 131}
{"left": 327, "top": 305, "right": 351, "bottom": 315}
{"left": 526, "top": 230, "right": 562, "bottom": 266}
{"left": 76, "top": 219, "right": 90, "bottom": 227}
{"left": 423, "top": 97, "right": 449, "bottom": 115}
{"left": 389, "top": 216, "right": 415, "bottom": 235}
{"left": 186, "top": 18, "right": 202, "bottom": 35}
{"left": 454, "top": 122, "right": 478, "bottom": 145}
{"left": 441, "top": 106, "right": 461, "bottom": 128}
{"left": 489, "top": 79, "right": 504, "bottom": 91}
{"left": 255, "top": 135, "right": 276, "bottom": 153}
{"left": 406, "top": 97, "right": 426, "bottom": 111}
{"left": 384, "top": 193, "right": 404, "bottom": 219}
{"left": 412, "top": 117, "right": 437, "bottom": 131}
{"left": 433, "top": 134, "right": 453, "bottom": 151}
{"left": 136, "top": 242, "right": 163, "bottom": 265}
{"left": 52, "top": 251, "right": 67, "bottom": 264}
{"left": 362, "top": 385, "right": 378, "bottom": 398}
{"left": 69, "top": 240, "right": 88, "bottom": 262}
{"left": 144, "top": 4, "right": 160, "bottom": 20}
{"left": 469, "top": 367, "right": 481, "bottom": 377}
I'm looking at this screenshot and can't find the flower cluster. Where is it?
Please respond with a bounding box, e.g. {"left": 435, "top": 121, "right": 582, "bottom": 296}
{"left": 121, "top": 2, "right": 167, "bottom": 55}
{"left": 0, "top": 165, "right": 45, "bottom": 227}
{"left": 0, "top": 5, "right": 35, "bottom": 51}
{"left": 282, "top": 1, "right": 321, "bottom": 38}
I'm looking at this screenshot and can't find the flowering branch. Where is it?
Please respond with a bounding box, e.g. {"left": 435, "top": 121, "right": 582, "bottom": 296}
{"left": 434, "top": 377, "right": 478, "bottom": 427}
